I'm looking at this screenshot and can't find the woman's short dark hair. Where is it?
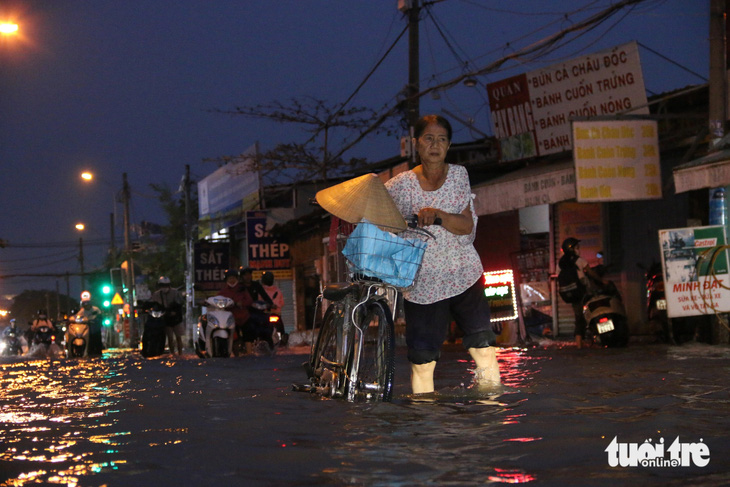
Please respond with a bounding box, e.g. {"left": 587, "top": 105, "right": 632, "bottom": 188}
{"left": 413, "top": 114, "right": 452, "bottom": 141}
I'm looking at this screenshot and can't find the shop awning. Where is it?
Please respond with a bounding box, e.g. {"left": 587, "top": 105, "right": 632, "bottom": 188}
{"left": 673, "top": 143, "right": 730, "bottom": 193}
{"left": 473, "top": 160, "right": 576, "bottom": 215}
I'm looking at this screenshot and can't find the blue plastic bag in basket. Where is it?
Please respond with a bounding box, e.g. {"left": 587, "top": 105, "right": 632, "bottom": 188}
{"left": 342, "top": 221, "right": 428, "bottom": 287}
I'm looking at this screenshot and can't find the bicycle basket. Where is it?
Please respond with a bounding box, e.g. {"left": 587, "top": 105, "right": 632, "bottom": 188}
{"left": 342, "top": 221, "right": 428, "bottom": 288}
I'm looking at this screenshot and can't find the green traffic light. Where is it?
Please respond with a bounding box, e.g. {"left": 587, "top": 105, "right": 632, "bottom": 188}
{"left": 103, "top": 317, "right": 112, "bottom": 326}
{"left": 102, "top": 300, "right": 111, "bottom": 308}
{"left": 101, "top": 284, "right": 112, "bottom": 295}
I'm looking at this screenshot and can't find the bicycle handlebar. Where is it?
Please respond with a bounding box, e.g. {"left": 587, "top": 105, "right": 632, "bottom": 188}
{"left": 407, "top": 214, "right": 442, "bottom": 228}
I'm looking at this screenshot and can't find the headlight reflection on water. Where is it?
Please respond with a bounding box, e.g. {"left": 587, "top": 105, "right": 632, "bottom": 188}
{"left": 0, "top": 357, "right": 131, "bottom": 486}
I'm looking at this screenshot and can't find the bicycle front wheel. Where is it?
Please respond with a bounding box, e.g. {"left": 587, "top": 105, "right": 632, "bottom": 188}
{"left": 309, "top": 304, "right": 349, "bottom": 398}
{"left": 355, "top": 300, "right": 395, "bottom": 402}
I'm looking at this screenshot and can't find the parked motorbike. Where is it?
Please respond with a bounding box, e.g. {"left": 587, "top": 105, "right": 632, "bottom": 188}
{"left": 582, "top": 268, "right": 629, "bottom": 347}
{"left": 141, "top": 304, "right": 167, "bottom": 358}
{"left": 0, "top": 321, "right": 25, "bottom": 356}
{"left": 66, "top": 313, "right": 90, "bottom": 358}
{"left": 195, "top": 295, "right": 235, "bottom": 358}
{"left": 639, "top": 262, "right": 670, "bottom": 341}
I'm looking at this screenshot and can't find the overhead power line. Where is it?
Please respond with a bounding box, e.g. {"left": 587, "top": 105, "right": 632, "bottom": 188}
{"left": 638, "top": 41, "right": 708, "bottom": 82}
{"left": 331, "top": 0, "right": 648, "bottom": 161}
{"left": 420, "top": 0, "right": 648, "bottom": 96}
{"left": 2, "top": 237, "right": 122, "bottom": 250}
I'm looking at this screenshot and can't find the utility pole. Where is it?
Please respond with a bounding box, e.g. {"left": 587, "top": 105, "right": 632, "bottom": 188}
{"left": 709, "top": 0, "right": 726, "bottom": 146}
{"left": 65, "top": 273, "right": 70, "bottom": 309}
{"left": 109, "top": 212, "right": 116, "bottom": 262}
{"left": 183, "top": 164, "right": 195, "bottom": 345}
{"left": 55, "top": 281, "right": 61, "bottom": 321}
{"left": 78, "top": 236, "right": 85, "bottom": 291}
{"left": 709, "top": 0, "right": 730, "bottom": 345}
{"left": 122, "top": 172, "right": 138, "bottom": 347}
{"left": 406, "top": 0, "right": 420, "bottom": 130}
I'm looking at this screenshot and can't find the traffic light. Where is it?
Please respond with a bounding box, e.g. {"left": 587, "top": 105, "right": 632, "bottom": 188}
{"left": 103, "top": 316, "right": 112, "bottom": 327}
{"left": 100, "top": 283, "right": 112, "bottom": 308}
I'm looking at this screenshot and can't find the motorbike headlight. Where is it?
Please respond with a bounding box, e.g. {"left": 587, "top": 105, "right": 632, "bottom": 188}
{"left": 207, "top": 315, "right": 219, "bottom": 327}
{"left": 226, "top": 315, "right": 235, "bottom": 328}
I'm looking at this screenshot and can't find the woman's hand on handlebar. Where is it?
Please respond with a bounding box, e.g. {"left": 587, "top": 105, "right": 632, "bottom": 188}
{"left": 410, "top": 206, "right": 473, "bottom": 236}
{"left": 415, "top": 208, "right": 443, "bottom": 227}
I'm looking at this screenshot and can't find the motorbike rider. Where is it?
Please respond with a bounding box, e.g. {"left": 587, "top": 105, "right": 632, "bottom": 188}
{"left": 4, "top": 318, "right": 18, "bottom": 335}
{"left": 238, "top": 267, "right": 271, "bottom": 305}
{"left": 2, "top": 318, "right": 25, "bottom": 355}
{"left": 260, "top": 271, "right": 284, "bottom": 314}
{"left": 76, "top": 293, "right": 104, "bottom": 356}
{"left": 216, "top": 269, "right": 254, "bottom": 356}
{"left": 260, "top": 271, "right": 287, "bottom": 345}
{"left": 150, "top": 276, "right": 185, "bottom": 355}
{"left": 31, "top": 309, "right": 56, "bottom": 333}
{"left": 559, "top": 238, "right": 605, "bottom": 349}
{"left": 238, "top": 267, "right": 275, "bottom": 352}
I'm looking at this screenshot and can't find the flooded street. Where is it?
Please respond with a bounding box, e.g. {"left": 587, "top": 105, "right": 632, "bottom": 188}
{"left": 1, "top": 340, "right": 729, "bottom": 486}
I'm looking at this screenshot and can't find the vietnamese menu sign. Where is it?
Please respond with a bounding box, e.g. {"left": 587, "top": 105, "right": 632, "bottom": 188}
{"left": 659, "top": 225, "right": 730, "bottom": 317}
{"left": 486, "top": 41, "right": 648, "bottom": 161}
{"left": 573, "top": 120, "right": 662, "bottom": 202}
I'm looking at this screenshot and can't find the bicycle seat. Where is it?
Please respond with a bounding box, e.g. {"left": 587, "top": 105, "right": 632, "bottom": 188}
{"left": 322, "top": 283, "right": 361, "bottom": 301}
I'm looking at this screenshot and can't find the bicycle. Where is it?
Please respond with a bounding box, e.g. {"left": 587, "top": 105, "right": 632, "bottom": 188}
{"left": 296, "top": 216, "right": 437, "bottom": 402}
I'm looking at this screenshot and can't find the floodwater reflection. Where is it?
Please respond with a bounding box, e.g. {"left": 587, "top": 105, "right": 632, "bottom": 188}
{"left": 318, "top": 347, "right": 547, "bottom": 485}
{"left": 1, "top": 343, "right": 728, "bottom": 486}
{"left": 0, "top": 351, "right": 163, "bottom": 486}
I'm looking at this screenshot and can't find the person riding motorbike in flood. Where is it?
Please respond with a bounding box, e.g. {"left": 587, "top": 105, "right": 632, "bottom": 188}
{"left": 260, "top": 271, "right": 284, "bottom": 314}
{"left": 76, "top": 293, "right": 104, "bottom": 356}
{"left": 260, "top": 271, "right": 287, "bottom": 345}
{"left": 150, "top": 276, "right": 185, "bottom": 355}
{"left": 238, "top": 267, "right": 275, "bottom": 353}
{"left": 31, "top": 309, "right": 56, "bottom": 334}
{"left": 2, "top": 318, "right": 26, "bottom": 355}
{"left": 217, "top": 269, "right": 254, "bottom": 356}
{"left": 28, "top": 309, "right": 62, "bottom": 357}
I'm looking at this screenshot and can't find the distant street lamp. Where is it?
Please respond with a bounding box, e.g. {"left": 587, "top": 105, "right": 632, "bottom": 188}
{"left": 0, "top": 23, "right": 19, "bottom": 35}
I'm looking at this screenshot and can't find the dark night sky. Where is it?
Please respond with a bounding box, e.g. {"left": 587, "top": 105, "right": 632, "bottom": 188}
{"left": 0, "top": 0, "right": 709, "bottom": 301}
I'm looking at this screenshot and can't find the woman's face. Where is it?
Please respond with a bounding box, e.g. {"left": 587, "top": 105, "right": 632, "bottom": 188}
{"left": 416, "top": 123, "right": 450, "bottom": 165}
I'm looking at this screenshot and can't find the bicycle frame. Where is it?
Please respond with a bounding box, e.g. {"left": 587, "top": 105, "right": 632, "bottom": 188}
{"left": 300, "top": 213, "right": 434, "bottom": 402}
{"left": 347, "top": 283, "right": 396, "bottom": 401}
{"left": 308, "top": 280, "right": 396, "bottom": 402}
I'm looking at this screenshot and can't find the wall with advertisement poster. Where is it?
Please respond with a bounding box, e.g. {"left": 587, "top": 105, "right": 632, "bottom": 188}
{"left": 556, "top": 202, "right": 603, "bottom": 267}
{"left": 573, "top": 120, "right": 662, "bottom": 202}
{"left": 659, "top": 226, "right": 730, "bottom": 318}
{"left": 193, "top": 241, "right": 229, "bottom": 302}
{"left": 246, "top": 211, "right": 291, "bottom": 271}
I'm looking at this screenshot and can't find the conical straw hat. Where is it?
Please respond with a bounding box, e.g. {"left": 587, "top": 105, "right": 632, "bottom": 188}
{"left": 316, "top": 173, "right": 407, "bottom": 231}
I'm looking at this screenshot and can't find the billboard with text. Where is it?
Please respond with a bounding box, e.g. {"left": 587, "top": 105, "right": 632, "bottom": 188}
{"left": 487, "top": 42, "right": 648, "bottom": 161}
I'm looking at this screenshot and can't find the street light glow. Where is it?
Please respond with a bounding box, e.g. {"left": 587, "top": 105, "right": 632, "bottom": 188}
{"left": 75, "top": 223, "right": 85, "bottom": 231}
{"left": 0, "top": 23, "right": 19, "bottom": 35}
{"left": 81, "top": 172, "right": 93, "bottom": 181}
